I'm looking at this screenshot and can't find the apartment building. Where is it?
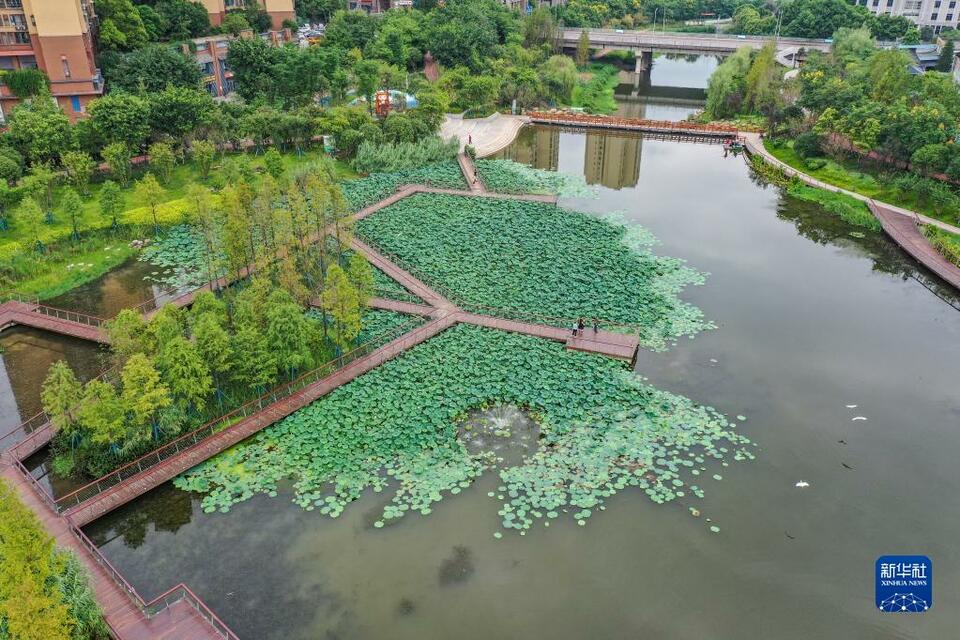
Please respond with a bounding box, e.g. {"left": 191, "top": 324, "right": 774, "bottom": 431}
{"left": 187, "top": 28, "right": 293, "bottom": 99}
{"left": 199, "top": 0, "right": 296, "bottom": 30}
{"left": 0, "top": 0, "right": 102, "bottom": 122}
{"left": 854, "top": 0, "right": 960, "bottom": 33}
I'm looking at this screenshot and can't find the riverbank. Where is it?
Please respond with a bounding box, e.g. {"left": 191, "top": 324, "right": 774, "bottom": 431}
{"left": 743, "top": 132, "right": 960, "bottom": 290}
{"left": 762, "top": 138, "right": 960, "bottom": 227}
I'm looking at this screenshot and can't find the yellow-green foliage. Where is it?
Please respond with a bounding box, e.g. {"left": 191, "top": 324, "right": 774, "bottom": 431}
{"left": 0, "top": 478, "right": 107, "bottom": 640}
{"left": 923, "top": 225, "right": 960, "bottom": 267}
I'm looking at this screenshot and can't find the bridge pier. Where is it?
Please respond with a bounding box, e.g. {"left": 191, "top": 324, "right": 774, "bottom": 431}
{"left": 634, "top": 50, "right": 653, "bottom": 73}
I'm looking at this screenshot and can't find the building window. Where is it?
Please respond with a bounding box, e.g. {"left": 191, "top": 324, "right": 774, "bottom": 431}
{"left": 935, "top": 0, "right": 941, "bottom": 7}
{"left": 71, "top": 96, "right": 81, "bottom": 112}
{"left": 61, "top": 56, "right": 71, "bottom": 78}
{"left": 5, "top": 0, "right": 23, "bottom": 8}
{"left": 204, "top": 82, "right": 217, "bottom": 96}
{"left": 951, "top": 1, "right": 957, "bottom": 8}
{"left": 887, "top": 0, "right": 894, "bottom": 6}
{"left": 932, "top": 12, "right": 939, "bottom": 18}
{"left": 948, "top": 12, "right": 954, "bottom": 18}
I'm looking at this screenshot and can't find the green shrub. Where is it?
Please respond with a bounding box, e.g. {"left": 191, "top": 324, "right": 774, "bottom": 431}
{"left": 804, "top": 158, "right": 827, "bottom": 171}
{"left": 793, "top": 131, "right": 823, "bottom": 159}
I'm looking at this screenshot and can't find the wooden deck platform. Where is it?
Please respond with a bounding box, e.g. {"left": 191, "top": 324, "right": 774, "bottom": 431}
{"left": 457, "top": 312, "right": 640, "bottom": 362}
{"left": 527, "top": 111, "right": 746, "bottom": 138}
{"left": 0, "top": 300, "right": 108, "bottom": 344}
{"left": 0, "top": 459, "right": 234, "bottom": 640}
{"left": 870, "top": 201, "right": 960, "bottom": 291}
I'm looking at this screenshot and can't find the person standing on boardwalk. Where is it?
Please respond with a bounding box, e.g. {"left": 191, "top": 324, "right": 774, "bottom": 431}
{"left": 593, "top": 319, "right": 599, "bottom": 333}
{"left": 468, "top": 134, "right": 472, "bottom": 145}
{"left": 577, "top": 317, "right": 585, "bottom": 337}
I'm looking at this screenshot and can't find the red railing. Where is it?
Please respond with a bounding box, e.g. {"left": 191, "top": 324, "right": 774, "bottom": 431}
{"left": 527, "top": 111, "right": 761, "bottom": 134}
{"left": 70, "top": 524, "right": 240, "bottom": 639}
{"left": 54, "top": 316, "right": 429, "bottom": 512}
{"left": 360, "top": 240, "right": 644, "bottom": 335}
{"left": 30, "top": 304, "right": 107, "bottom": 328}
{"left": 6, "top": 452, "right": 238, "bottom": 638}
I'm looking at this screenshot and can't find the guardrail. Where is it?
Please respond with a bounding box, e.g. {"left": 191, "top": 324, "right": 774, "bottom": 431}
{"left": 0, "top": 292, "right": 40, "bottom": 304}
{"left": 30, "top": 304, "right": 107, "bottom": 328}
{"left": 527, "top": 111, "right": 756, "bottom": 134}
{"left": 54, "top": 316, "right": 427, "bottom": 513}
{"left": 359, "top": 237, "right": 644, "bottom": 336}
{"left": 71, "top": 524, "right": 240, "bottom": 639}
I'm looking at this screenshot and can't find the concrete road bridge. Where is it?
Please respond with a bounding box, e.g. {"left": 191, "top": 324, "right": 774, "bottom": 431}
{"left": 561, "top": 28, "right": 840, "bottom": 71}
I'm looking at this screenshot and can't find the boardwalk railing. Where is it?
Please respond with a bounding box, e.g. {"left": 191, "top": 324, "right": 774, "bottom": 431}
{"left": 0, "top": 292, "right": 40, "bottom": 304}
{"left": 527, "top": 111, "right": 759, "bottom": 135}
{"left": 0, "top": 367, "right": 122, "bottom": 458}
{"left": 70, "top": 524, "right": 240, "bottom": 639}
{"left": 360, "top": 239, "right": 644, "bottom": 335}
{"left": 30, "top": 304, "right": 107, "bottom": 328}
{"left": 53, "top": 316, "right": 427, "bottom": 513}
{"left": 372, "top": 285, "right": 424, "bottom": 305}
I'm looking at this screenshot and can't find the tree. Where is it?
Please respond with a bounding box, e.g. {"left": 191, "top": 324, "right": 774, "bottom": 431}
{"left": 147, "top": 304, "right": 186, "bottom": 354}
{"left": 149, "top": 142, "right": 176, "bottom": 184}
{"left": 347, "top": 252, "right": 374, "bottom": 307}
{"left": 193, "top": 313, "right": 232, "bottom": 386}
{"left": 120, "top": 353, "right": 171, "bottom": 441}
{"left": 539, "top": 55, "right": 578, "bottom": 104}
{"left": 95, "top": 0, "right": 149, "bottom": 51}
{"left": 354, "top": 59, "right": 382, "bottom": 111}
{"left": 156, "top": 0, "right": 211, "bottom": 39}
{"left": 20, "top": 163, "right": 58, "bottom": 214}
{"left": 59, "top": 188, "right": 84, "bottom": 243}
{"left": 937, "top": 40, "right": 955, "bottom": 72}
{"left": 265, "top": 289, "right": 314, "bottom": 378}
{"left": 106, "top": 308, "right": 148, "bottom": 360}
{"left": 221, "top": 11, "right": 250, "bottom": 36}
{"left": 99, "top": 180, "right": 124, "bottom": 230}
{"left": 576, "top": 30, "right": 591, "bottom": 67}
{"left": 102, "top": 142, "right": 133, "bottom": 187}
{"left": 296, "top": 0, "right": 344, "bottom": 21}
{"left": 832, "top": 26, "right": 875, "bottom": 67}
{"left": 229, "top": 324, "right": 276, "bottom": 391}
{"left": 40, "top": 361, "right": 83, "bottom": 443}
{"left": 705, "top": 46, "right": 753, "bottom": 119}
{"left": 2, "top": 68, "right": 50, "bottom": 99}
{"left": 148, "top": 87, "right": 215, "bottom": 144}
{"left": 191, "top": 139, "right": 216, "bottom": 180}
{"left": 321, "top": 264, "right": 361, "bottom": 353}
{"left": 134, "top": 173, "right": 166, "bottom": 235}
{"left": 325, "top": 9, "right": 379, "bottom": 50}
{"left": 263, "top": 147, "right": 284, "bottom": 179}
{"left": 15, "top": 197, "right": 45, "bottom": 253}
{"left": 61, "top": 151, "right": 96, "bottom": 195}
{"left": 78, "top": 380, "right": 126, "bottom": 448}
{"left": 89, "top": 93, "right": 151, "bottom": 150}
{"left": 6, "top": 97, "right": 75, "bottom": 165}
{"left": 102, "top": 43, "right": 203, "bottom": 93}
{"left": 157, "top": 336, "right": 212, "bottom": 411}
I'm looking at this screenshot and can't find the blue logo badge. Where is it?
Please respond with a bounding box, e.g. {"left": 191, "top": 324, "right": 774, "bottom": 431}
{"left": 876, "top": 555, "right": 932, "bottom": 613}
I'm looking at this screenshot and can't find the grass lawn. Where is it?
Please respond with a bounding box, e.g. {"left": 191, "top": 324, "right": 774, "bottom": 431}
{"left": 763, "top": 139, "right": 960, "bottom": 226}
{"left": 1, "top": 148, "right": 358, "bottom": 299}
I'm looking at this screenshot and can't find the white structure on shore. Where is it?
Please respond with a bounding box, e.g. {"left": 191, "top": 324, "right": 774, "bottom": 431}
{"left": 853, "top": 0, "right": 960, "bottom": 33}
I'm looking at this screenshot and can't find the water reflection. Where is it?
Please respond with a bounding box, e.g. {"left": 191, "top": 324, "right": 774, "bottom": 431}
{"left": 46, "top": 256, "right": 180, "bottom": 318}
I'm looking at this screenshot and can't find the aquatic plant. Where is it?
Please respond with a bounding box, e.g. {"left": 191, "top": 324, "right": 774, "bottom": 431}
{"left": 475, "top": 159, "right": 594, "bottom": 197}
{"left": 342, "top": 162, "right": 466, "bottom": 211}
{"left": 174, "top": 325, "right": 751, "bottom": 534}
{"left": 139, "top": 224, "right": 219, "bottom": 290}
{"left": 357, "top": 193, "right": 710, "bottom": 349}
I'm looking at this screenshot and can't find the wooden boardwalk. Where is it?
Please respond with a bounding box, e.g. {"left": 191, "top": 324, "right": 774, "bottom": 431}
{"left": 0, "top": 300, "right": 108, "bottom": 344}
{"left": 528, "top": 111, "right": 748, "bottom": 138}
{"left": 870, "top": 202, "right": 960, "bottom": 290}
{"left": 60, "top": 314, "right": 458, "bottom": 526}
{"left": 0, "top": 459, "right": 236, "bottom": 640}
{"left": 458, "top": 152, "right": 485, "bottom": 192}
{"left": 456, "top": 312, "right": 640, "bottom": 362}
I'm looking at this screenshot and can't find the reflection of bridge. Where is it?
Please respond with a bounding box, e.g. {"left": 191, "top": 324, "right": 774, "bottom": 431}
{"left": 561, "top": 28, "right": 836, "bottom": 72}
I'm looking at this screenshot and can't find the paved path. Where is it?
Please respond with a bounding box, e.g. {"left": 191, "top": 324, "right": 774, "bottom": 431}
{"left": 742, "top": 133, "right": 960, "bottom": 291}
{"left": 869, "top": 202, "right": 960, "bottom": 290}
{"left": 441, "top": 113, "right": 531, "bottom": 158}
{"left": 0, "top": 459, "right": 234, "bottom": 640}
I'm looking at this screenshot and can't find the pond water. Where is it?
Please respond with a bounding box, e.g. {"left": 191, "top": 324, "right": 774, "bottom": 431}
{"left": 4, "top": 56, "right": 958, "bottom": 639}
{"left": 46, "top": 255, "right": 186, "bottom": 318}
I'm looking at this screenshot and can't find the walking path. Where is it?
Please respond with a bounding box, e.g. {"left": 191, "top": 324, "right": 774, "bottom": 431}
{"left": 0, "top": 299, "right": 108, "bottom": 344}
{"left": 869, "top": 202, "right": 960, "bottom": 290}
{"left": 1, "top": 159, "right": 643, "bottom": 639}
{"left": 742, "top": 132, "right": 960, "bottom": 291}
{"left": 441, "top": 113, "right": 531, "bottom": 157}
{"left": 0, "top": 458, "right": 236, "bottom": 640}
